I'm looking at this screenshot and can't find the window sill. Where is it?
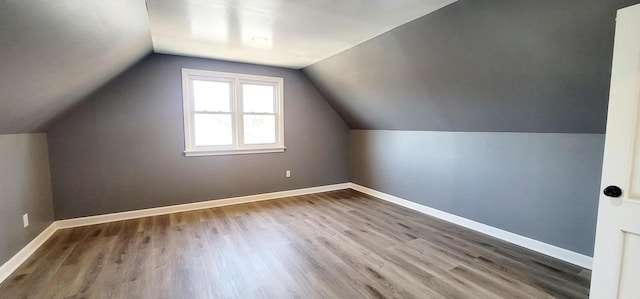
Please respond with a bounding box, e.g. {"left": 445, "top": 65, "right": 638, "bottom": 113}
{"left": 184, "top": 147, "right": 286, "bottom": 157}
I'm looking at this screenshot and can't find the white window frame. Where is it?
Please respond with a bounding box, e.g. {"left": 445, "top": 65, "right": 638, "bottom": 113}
{"left": 182, "top": 68, "right": 285, "bottom": 157}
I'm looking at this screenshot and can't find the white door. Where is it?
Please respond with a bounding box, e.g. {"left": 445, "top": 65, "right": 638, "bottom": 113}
{"left": 590, "top": 3, "right": 640, "bottom": 299}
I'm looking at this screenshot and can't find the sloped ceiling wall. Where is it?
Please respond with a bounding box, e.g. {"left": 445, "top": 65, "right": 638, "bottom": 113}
{"left": 303, "top": 0, "right": 640, "bottom": 133}
{"left": 4, "top": 0, "right": 638, "bottom": 135}
{"left": 0, "top": 0, "right": 152, "bottom": 134}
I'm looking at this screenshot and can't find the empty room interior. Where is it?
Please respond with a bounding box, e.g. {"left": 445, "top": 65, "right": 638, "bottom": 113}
{"left": 2, "top": 0, "right": 640, "bottom": 298}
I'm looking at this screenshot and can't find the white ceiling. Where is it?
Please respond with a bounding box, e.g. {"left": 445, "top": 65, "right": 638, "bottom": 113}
{"left": 146, "top": 0, "right": 457, "bottom": 69}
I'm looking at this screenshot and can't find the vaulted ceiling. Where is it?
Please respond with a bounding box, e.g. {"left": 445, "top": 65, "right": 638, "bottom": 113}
{"left": 146, "top": 0, "right": 456, "bottom": 68}
{"left": 3, "top": 0, "right": 638, "bottom": 135}
{"left": 304, "top": 0, "right": 640, "bottom": 133}
{"left": 0, "top": 0, "right": 456, "bottom": 134}
{"left": 0, "top": 1, "right": 152, "bottom": 134}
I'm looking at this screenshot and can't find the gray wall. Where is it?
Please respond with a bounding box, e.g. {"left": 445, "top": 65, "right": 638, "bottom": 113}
{"left": 351, "top": 130, "right": 604, "bottom": 256}
{"left": 0, "top": 134, "right": 55, "bottom": 265}
{"left": 301, "top": 0, "right": 638, "bottom": 257}
{"left": 304, "top": 0, "right": 640, "bottom": 133}
{"left": 47, "top": 54, "right": 350, "bottom": 219}
{"left": 0, "top": 0, "right": 151, "bottom": 134}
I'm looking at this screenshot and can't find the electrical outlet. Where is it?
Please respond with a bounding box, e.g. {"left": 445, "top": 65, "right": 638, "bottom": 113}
{"left": 286, "top": 170, "right": 291, "bottom": 178}
{"left": 23, "top": 213, "right": 29, "bottom": 228}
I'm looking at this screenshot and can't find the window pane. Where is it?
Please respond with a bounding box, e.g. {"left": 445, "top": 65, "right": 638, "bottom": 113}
{"left": 194, "top": 114, "right": 232, "bottom": 146}
{"left": 242, "top": 84, "right": 274, "bottom": 113}
{"left": 193, "top": 80, "right": 231, "bottom": 112}
{"left": 244, "top": 115, "right": 276, "bottom": 144}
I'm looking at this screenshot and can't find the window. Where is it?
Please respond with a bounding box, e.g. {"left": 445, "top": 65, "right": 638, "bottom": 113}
{"left": 182, "top": 69, "right": 284, "bottom": 156}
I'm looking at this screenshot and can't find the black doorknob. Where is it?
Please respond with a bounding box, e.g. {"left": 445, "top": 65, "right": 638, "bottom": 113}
{"left": 603, "top": 185, "right": 622, "bottom": 198}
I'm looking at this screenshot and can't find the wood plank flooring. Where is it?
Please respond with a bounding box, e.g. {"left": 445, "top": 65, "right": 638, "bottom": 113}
{"left": 0, "top": 189, "right": 591, "bottom": 298}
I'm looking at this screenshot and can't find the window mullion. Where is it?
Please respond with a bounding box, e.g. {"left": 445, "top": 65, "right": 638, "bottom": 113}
{"left": 235, "top": 78, "right": 244, "bottom": 149}
{"left": 189, "top": 79, "right": 197, "bottom": 150}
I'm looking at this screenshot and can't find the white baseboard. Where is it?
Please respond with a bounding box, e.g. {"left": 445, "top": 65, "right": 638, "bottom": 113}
{"left": 0, "top": 183, "right": 350, "bottom": 284}
{"left": 350, "top": 183, "right": 594, "bottom": 270}
{"left": 1, "top": 181, "right": 591, "bottom": 286}
{"left": 56, "top": 183, "right": 351, "bottom": 229}
{"left": 0, "top": 222, "right": 58, "bottom": 284}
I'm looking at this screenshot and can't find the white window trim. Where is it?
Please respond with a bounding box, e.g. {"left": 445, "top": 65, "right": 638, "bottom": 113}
{"left": 182, "top": 68, "right": 285, "bottom": 157}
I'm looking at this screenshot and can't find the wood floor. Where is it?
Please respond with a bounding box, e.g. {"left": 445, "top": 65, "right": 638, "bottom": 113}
{"left": 0, "top": 189, "right": 591, "bottom": 299}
